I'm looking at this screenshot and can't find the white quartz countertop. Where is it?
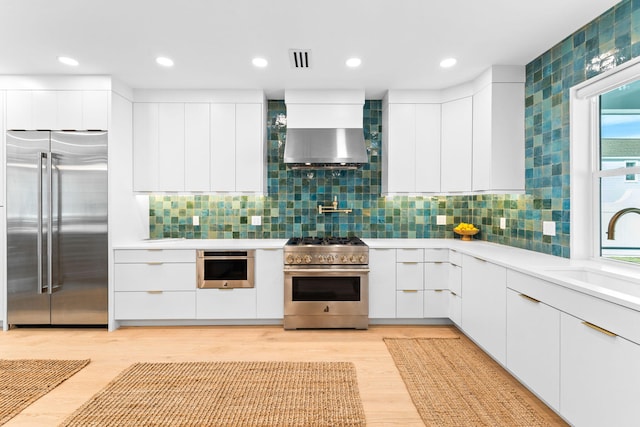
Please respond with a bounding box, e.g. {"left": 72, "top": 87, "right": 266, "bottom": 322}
{"left": 113, "top": 237, "right": 640, "bottom": 311}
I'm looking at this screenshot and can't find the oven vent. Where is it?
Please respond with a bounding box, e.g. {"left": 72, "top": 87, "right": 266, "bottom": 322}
{"left": 289, "top": 49, "right": 311, "bottom": 69}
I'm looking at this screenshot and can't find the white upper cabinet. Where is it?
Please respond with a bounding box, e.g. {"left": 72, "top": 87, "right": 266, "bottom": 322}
{"left": 184, "top": 103, "right": 211, "bottom": 191}
{"left": 441, "top": 96, "right": 473, "bottom": 192}
{"left": 132, "top": 91, "right": 265, "bottom": 193}
{"left": 382, "top": 65, "right": 524, "bottom": 195}
{"left": 472, "top": 67, "right": 525, "bottom": 192}
{"left": 6, "top": 90, "right": 108, "bottom": 130}
{"left": 382, "top": 100, "right": 440, "bottom": 194}
{"left": 132, "top": 103, "right": 160, "bottom": 192}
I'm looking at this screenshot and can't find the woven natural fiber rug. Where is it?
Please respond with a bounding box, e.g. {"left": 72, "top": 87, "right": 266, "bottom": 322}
{"left": 61, "top": 361, "right": 366, "bottom": 427}
{"left": 384, "top": 338, "right": 555, "bottom": 427}
{"left": 0, "top": 359, "right": 90, "bottom": 425}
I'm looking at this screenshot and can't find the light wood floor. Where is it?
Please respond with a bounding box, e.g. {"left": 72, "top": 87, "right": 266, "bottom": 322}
{"left": 0, "top": 325, "right": 566, "bottom": 426}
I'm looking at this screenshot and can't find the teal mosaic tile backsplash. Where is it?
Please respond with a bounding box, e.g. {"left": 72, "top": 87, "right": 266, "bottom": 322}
{"left": 150, "top": 0, "right": 639, "bottom": 258}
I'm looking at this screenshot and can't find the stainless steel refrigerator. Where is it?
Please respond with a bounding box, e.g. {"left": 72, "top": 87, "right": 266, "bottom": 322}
{"left": 7, "top": 131, "right": 108, "bottom": 326}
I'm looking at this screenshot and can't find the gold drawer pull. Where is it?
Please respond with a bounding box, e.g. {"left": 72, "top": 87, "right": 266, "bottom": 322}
{"left": 402, "top": 289, "right": 419, "bottom": 293}
{"left": 434, "top": 289, "right": 445, "bottom": 292}
{"left": 146, "top": 290, "right": 163, "bottom": 294}
{"left": 147, "top": 262, "right": 163, "bottom": 265}
{"left": 450, "top": 291, "right": 458, "bottom": 296}
{"left": 582, "top": 321, "right": 617, "bottom": 337}
{"left": 519, "top": 293, "right": 540, "bottom": 304}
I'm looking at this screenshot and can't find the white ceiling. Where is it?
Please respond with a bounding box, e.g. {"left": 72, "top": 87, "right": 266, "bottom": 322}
{"left": 0, "top": 0, "right": 622, "bottom": 99}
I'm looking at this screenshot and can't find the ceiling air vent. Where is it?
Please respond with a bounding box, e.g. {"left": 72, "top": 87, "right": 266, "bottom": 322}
{"left": 289, "top": 49, "right": 311, "bottom": 69}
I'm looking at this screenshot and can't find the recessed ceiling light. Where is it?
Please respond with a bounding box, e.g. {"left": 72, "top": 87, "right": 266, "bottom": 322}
{"left": 156, "top": 56, "right": 174, "bottom": 67}
{"left": 346, "top": 57, "right": 362, "bottom": 68}
{"left": 252, "top": 57, "right": 268, "bottom": 67}
{"left": 440, "top": 57, "right": 457, "bottom": 68}
{"left": 58, "top": 56, "right": 79, "bottom": 66}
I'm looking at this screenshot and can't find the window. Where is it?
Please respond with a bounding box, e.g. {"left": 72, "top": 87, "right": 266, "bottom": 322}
{"left": 571, "top": 58, "right": 640, "bottom": 265}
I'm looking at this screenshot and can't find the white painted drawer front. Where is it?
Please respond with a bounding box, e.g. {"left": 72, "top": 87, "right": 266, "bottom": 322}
{"left": 114, "top": 249, "right": 195, "bottom": 263}
{"left": 397, "top": 248, "right": 424, "bottom": 262}
{"left": 449, "top": 249, "right": 462, "bottom": 266}
{"left": 196, "top": 288, "right": 257, "bottom": 319}
{"left": 114, "top": 263, "right": 196, "bottom": 292}
{"left": 449, "top": 292, "right": 462, "bottom": 325}
{"left": 396, "top": 290, "right": 424, "bottom": 318}
{"left": 449, "top": 264, "right": 462, "bottom": 295}
{"left": 114, "top": 291, "right": 196, "bottom": 319}
{"left": 424, "top": 248, "right": 449, "bottom": 262}
{"left": 424, "top": 262, "right": 449, "bottom": 289}
{"left": 396, "top": 262, "right": 424, "bottom": 290}
{"left": 424, "top": 290, "right": 449, "bottom": 318}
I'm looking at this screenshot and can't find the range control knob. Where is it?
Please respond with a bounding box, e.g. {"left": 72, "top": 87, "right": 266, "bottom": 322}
{"left": 359, "top": 255, "right": 367, "bottom": 263}
{"left": 295, "top": 256, "right": 302, "bottom": 264}
{"left": 304, "top": 255, "right": 312, "bottom": 264}
{"left": 350, "top": 255, "right": 357, "bottom": 263}
{"left": 318, "top": 255, "right": 325, "bottom": 263}
{"left": 286, "top": 255, "right": 295, "bottom": 264}
{"left": 341, "top": 255, "right": 348, "bottom": 263}
{"left": 326, "top": 255, "right": 334, "bottom": 263}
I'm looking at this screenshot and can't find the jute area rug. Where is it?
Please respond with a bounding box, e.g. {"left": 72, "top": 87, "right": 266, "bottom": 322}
{"left": 61, "top": 361, "right": 366, "bottom": 427}
{"left": 0, "top": 359, "right": 90, "bottom": 425}
{"left": 384, "top": 338, "right": 557, "bottom": 427}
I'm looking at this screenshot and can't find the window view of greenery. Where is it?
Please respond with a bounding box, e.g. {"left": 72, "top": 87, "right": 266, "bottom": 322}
{"left": 600, "top": 80, "right": 640, "bottom": 264}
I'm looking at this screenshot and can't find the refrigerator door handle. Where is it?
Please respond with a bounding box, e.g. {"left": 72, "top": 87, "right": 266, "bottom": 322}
{"left": 37, "top": 152, "right": 46, "bottom": 294}
{"left": 47, "top": 152, "right": 55, "bottom": 295}
{"left": 50, "top": 153, "right": 62, "bottom": 293}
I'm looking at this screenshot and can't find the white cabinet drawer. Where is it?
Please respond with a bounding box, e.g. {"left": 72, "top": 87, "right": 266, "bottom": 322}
{"left": 196, "top": 288, "right": 257, "bottom": 319}
{"left": 449, "top": 292, "right": 462, "bottom": 326}
{"left": 396, "top": 290, "right": 424, "bottom": 318}
{"left": 424, "top": 262, "right": 449, "bottom": 289}
{"left": 115, "top": 263, "right": 196, "bottom": 291}
{"left": 506, "top": 288, "right": 560, "bottom": 411}
{"left": 449, "top": 264, "right": 462, "bottom": 295}
{"left": 397, "top": 248, "right": 424, "bottom": 262}
{"left": 449, "top": 249, "right": 462, "bottom": 266}
{"left": 424, "top": 290, "right": 449, "bottom": 318}
{"left": 114, "top": 291, "right": 196, "bottom": 319}
{"left": 114, "top": 249, "right": 195, "bottom": 263}
{"left": 396, "top": 262, "right": 424, "bottom": 290}
{"left": 424, "top": 248, "right": 449, "bottom": 262}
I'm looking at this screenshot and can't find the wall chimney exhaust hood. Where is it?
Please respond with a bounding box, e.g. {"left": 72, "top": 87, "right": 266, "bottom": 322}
{"left": 283, "top": 90, "right": 368, "bottom": 169}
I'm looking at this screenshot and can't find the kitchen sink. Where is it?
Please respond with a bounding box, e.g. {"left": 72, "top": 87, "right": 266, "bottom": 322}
{"left": 542, "top": 266, "right": 640, "bottom": 298}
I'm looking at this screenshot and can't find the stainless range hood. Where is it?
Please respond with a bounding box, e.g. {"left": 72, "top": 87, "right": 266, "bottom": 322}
{"left": 284, "top": 90, "right": 368, "bottom": 170}
{"left": 283, "top": 128, "right": 367, "bottom": 169}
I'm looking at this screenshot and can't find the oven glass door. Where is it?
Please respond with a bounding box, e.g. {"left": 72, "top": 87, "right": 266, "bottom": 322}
{"left": 292, "top": 276, "right": 360, "bottom": 301}
{"left": 203, "top": 258, "right": 247, "bottom": 281}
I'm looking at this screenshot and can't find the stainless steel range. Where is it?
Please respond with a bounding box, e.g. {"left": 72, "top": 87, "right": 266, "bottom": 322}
{"left": 283, "top": 237, "right": 369, "bottom": 330}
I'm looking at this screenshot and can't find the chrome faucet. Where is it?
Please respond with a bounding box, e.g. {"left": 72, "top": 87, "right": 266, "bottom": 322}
{"left": 606, "top": 208, "right": 640, "bottom": 240}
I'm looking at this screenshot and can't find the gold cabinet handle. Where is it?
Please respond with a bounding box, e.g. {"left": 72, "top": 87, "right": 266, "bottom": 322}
{"left": 582, "top": 321, "right": 617, "bottom": 337}
{"left": 450, "top": 291, "right": 458, "bottom": 296}
{"left": 401, "top": 289, "right": 419, "bottom": 293}
{"left": 519, "top": 293, "right": 540, "bottom": 304}
{"left": 146, "top": 290, "right": 163, "bottom": 294}
{"left": 147, "top": 262, "right": 163, "bottom": 265}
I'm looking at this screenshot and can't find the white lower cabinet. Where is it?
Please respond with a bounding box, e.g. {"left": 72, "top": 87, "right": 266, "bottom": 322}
{"left": 114, "top": 249, "right": 197, "bottom": 320}
{"left": 196, "top": 288, "right": 257, "bottom": 319}
{"left": 396, "top": 290, "right": 424, "bottom": 318}
{"left": 448, "top": 291, "right": 462, "bottom": 326}
{"left": 461, "top": 254, "right": 507, "bottom": 365}
{"left": 423, "top": 290, "right": 449, "bottom": 317}
{"left": 506, "top": 288, "right": 560, "bottom": 411}
{"left": 115, "top": 292, "right": 196, "bottom": 320}
{"left": 560, "top": 312, "right": 640, "bottom": 427}
{"left": 255, "top": 249, "right": 284, "bottom": 319}
{"left": 368, "top": 249, "right": 396, "bottom": 318}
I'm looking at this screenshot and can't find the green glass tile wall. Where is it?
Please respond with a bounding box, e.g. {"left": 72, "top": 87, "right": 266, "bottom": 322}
{"left": 150, "top": 0, "right": 639, "bottom": 258}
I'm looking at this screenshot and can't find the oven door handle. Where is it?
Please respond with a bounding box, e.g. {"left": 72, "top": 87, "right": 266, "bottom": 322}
{"left": 284, "top": 268, "right": 370, "bottom": 273}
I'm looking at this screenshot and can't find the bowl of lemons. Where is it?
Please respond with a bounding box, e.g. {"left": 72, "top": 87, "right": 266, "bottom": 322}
{"left": 453, "top": 222, "right": 479, "bottom": 241}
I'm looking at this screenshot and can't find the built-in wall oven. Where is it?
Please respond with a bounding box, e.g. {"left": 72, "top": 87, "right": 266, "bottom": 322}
{"left": 283, "top": 237, "right": 369, "bottom": 329}
{"left": 197, "top": 250, "right": 255, "bottom": 289}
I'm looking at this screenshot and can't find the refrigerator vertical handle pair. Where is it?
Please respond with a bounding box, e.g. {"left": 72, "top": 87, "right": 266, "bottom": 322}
{"left": 37, "top": 152, "right": 53, "bottom": 295}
